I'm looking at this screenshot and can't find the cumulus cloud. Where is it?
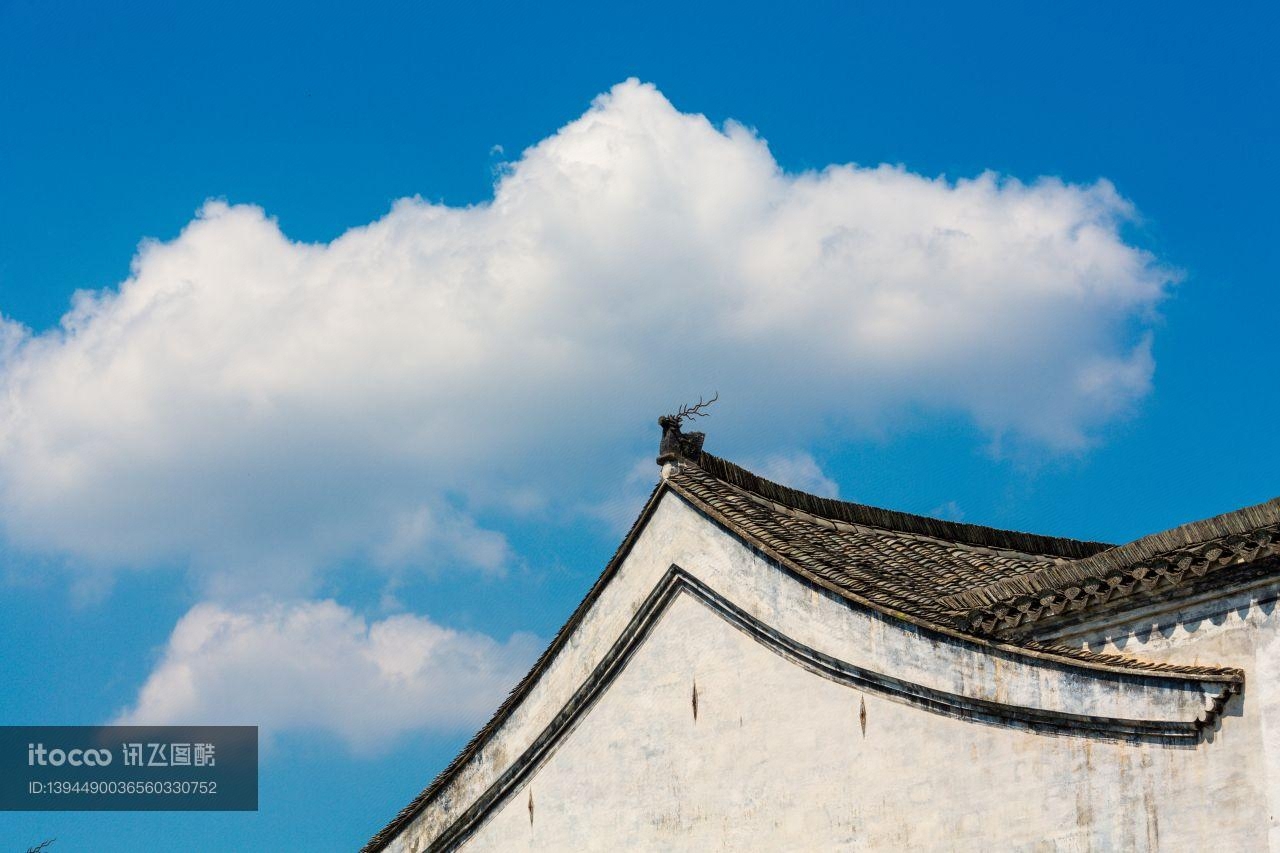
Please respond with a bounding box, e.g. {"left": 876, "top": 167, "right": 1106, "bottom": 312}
{"left": 0, "top": 79, "right": 1171, "bottom": 583}
{"left": 115, "top": 598, "right": 539, "bottom": 752}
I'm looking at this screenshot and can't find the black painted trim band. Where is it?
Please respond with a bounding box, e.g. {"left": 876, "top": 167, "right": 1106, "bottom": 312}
{"left": 422, "top": 566, "right": 1225, "bottom": 852}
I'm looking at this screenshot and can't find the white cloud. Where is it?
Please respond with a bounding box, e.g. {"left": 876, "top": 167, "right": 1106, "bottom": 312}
{"left": 749, "top": 451, "right": 840, "bottom": 498}
{"left": 929, "top": 500, "right": 965, "bottom": 522}
{"left": 0, "top": 79, "right": 1172, "bottom": 583}
{"left": 115, "top": 598, "right": 540, "bottom": 752}
{"left": 371, "top": 504, "right": 510, "bottom": 575}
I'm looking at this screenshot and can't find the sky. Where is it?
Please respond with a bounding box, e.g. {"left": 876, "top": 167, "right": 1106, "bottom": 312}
{"left": 1, "top": 1, "right": 1277, "bottom": 850}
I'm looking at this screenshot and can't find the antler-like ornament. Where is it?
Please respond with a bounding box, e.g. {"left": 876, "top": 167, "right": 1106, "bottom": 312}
{"left": 656, "top": 393, "right": 718, "bottom": 466}
{"left": 672, "top": 392, "right": 718, "bottom": 426}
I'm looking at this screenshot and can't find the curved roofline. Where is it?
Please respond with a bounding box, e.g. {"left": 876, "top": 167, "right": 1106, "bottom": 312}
{"left": 942, "top": 496, "right": 1280, "bottom": 625}
{"left": 696, "top": 452, "right": 1112, "bottom": 560}
{"left": 377, "top": 564, "right": 1236, "bottom": 852}
{"left": 665, "top": 475, "right": 1239, "bottom": 682}
{"left": 1073, "top": 495, "right": 1280, "bottom": 577}
{"left": 359, "top": 481, "right": 668, "bottom": 853}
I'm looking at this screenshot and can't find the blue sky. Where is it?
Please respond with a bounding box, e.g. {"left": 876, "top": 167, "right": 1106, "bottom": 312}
{"left": 1, "top": 2, "right": 1276, "bottom": 850}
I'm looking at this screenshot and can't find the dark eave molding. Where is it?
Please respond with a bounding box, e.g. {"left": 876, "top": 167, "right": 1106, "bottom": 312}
{"left": 360, "top": 481, "right": 670, "bottom": 853}
{"left": 372, "top": 565, "right": 1238, "bottom": 853}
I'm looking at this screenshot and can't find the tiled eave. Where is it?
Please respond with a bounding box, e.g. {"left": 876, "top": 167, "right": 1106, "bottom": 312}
{"left": 945, "top": 524, "right": 1280, "bottom": 639}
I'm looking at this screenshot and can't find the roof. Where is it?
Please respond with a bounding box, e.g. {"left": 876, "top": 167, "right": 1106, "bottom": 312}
{"left": 944, "top": 496, "right": 1280, "bottom": 637}
{"left": 674, "top": 448, "right": 1279, "bottom": 641}
{"left": 663, "top": 451, "right": 1252, "bottom": 675}
{"left": 363, "top": 429, "right": 1265, "bottom": 851}
{"left": 683, "top": 453, "right": 1098, "bottom": 612}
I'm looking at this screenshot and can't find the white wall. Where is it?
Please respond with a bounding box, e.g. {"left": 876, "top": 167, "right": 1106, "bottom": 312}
{"left": 462, "top": 591, "right": 1262, "bottom": 851}
{"left": 1045, "top": 581, "right": 1280, "bottom": 850}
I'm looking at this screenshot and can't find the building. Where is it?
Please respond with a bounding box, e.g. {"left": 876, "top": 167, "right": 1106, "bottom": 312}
{"left": 365, "top": 416, "right": 1279, "bottom": 851}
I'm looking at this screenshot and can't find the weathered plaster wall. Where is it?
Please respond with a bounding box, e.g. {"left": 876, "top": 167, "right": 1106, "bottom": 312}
{"left": 1044, "top": 581, "right": 1280, "bottom": 849}
{"left": 384, "top": 490, "right": 1256, "bottom": 852}
{"left": 461, "top": 592, "right": 1261, "bottom": 851}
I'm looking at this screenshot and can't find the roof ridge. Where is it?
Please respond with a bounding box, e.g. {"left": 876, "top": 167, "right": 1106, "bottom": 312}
{"left": 941, "top": 498, "right": 1280, "bottom": 635}
{"left": 726, "top": 480, "right": 1060, "bottom": 563}
{"left": 692, "top": 451, "right": 1111, "bottom": 560}
{"left": 664, "top": 470, "right": 1242, "bottom": 682}
{"left": 1070, "top": 496, "right": 1280, "bottom": 577}
{"left": 666, "top": 466, "right": 961, "bottom": 622}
